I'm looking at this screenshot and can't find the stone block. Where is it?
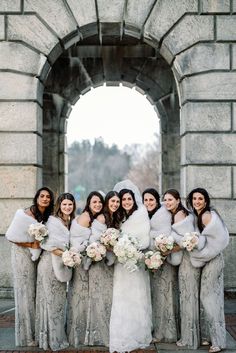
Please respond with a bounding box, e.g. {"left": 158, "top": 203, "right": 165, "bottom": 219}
{"left": 97, "top": 0, "right": 125, "bottom": 22}
{"left": 8, "top": 15, "right": 59, "bottom": 56}
{"left": 125, "top": 0, "right": 156, "bottom": 34}
{"left": 24, "top": 0, "right": 77, "bottom": 38}
{"left": 233, "top": 167, "right": 236, "bottom": 198}
{"left": 174, "top": 43, "right": 230, "bottom": 79}
{"left": 0, "top": 16, "right": 5, "bottom": 40}
{"left": 144, "top": 0, "right": 198, "bottom": 45}
{"left": 0, "top": 237, "right": 12, "bottom": 288}
{"left": 200, "top": 0, "right": 230, "bottom": 13}
{"left": 161, "top": 15, "right": 214, "bottom": 64}
{"left": 213, "top": 199, "right": 236, "bottom": 235}
{"left": 0, "top": 0, "right": 21, "bottom": 12}
{"left": 180, "top": 73, "right": 236, "bottom": 103}
{"left": 231, "top": 44, "right": 236, "bottom": 70}
{"left": 0, "top": 102, "right": 42, "bottom": 133}
{"left": 233, "top": 0, "right": 236, "bottom": 12}
{"left": 67, "top": 0, "right": 97, "bottom": 27}
{"left": 217, "top": 16, "right": 236, "bottom": 41}
{"left": 180, "top": 102, "right": 231, "bottom": 135}
{"left": 181, "top": 166, "right": 232, "bottom": 198}
{"left": 224, "top": 236, "right": 236, "bottom": 289}
{"left": 0, "top": 133, "right": 42, "bottom": 164}
{"left": 0, "top": 42, "right": 46, "bottom": 76}
{"left": 0, "top": 72, "right": 40, "bottom": 102}
{"left": 181, "top": 133, "right": 236, "bottom": 164}
{"left": 0, "top": 199, "right": 32, "bottom": 234}
{"left": 0, "top": 166, "right": 41, "bottom": 198}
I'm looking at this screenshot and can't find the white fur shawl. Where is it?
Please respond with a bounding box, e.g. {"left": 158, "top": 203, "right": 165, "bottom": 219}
{"left": 90, "top": 219, "right": 107, "bottom": 243}
{"left": 42, "top": 216, "right": 72, "bottom": 282}
{"left": 5, "top": 209, "right": 42, "bottom": 261}
{"left": 167, "top": 214, "right": 194, "bottom": 266}
{"left": 121, "top": 205, "right": 150, "bottom": 250}
{"left": 150, "top": 206, "right": 172, "bottom": 249}
{"left": 70, "top": 218, "right": 91, "bottom": 252}
{"left": 190, "top": 211, "right": 229, "bottom": 268}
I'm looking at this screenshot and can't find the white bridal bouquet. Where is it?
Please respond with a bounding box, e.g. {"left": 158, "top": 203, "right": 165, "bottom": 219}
{"left": 144, "top": 250, "right": 164, "bottom": 271}
{"left": 113, "top": 233, "right": 143, "bottom": 272}
{"left": 154, "top": 233, "right": 174, "bottom": 253}
{"left": 100, "top": 227, "right": 120, "bottom": 249}
{"left": 86, "top": 242, "right": 106, "bottom": 262}
{"left": 28, "top": 222, "right": 48, "bottom": 243}
{"left": 182, "top": 232, "right": 199, "bottom": 251}
{"left": 62, "top": 247, "right": 82, "bottom": 267}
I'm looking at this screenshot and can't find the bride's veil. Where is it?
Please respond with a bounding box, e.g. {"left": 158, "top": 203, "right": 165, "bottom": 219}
{"left": 113, "top": 179, "right": 143, "bottom": 206}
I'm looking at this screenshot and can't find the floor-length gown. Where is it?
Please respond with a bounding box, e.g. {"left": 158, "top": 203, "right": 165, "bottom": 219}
{"left": 109, "top": 204, "right": 152, "bottom": 353}
{"left": 67, "top": 220, "right": 90, "bottom": 347}
{"left": 171, "top": 214, "right": 200, "bottom": 349}
{"left": 149, "top": 206, "right": 179, "bottom": 342}
{"left": 35, "top": 216, "right": 71, "bottom": 351}
{"left": 5, "top": 209, "right": 41, "bottom": 347}
{"left": 85, "top": 219, "right": 113, "bottom": 347}
{"left": 190, "top": 210, "right": 229, "bottom": 349}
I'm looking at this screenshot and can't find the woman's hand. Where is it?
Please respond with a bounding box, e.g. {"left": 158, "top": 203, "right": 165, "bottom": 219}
{"left": 162, "top": 244, "right": 181, "bottom": 256}
{"left": 51, "top": 249, "right": 63, "bottom": 257}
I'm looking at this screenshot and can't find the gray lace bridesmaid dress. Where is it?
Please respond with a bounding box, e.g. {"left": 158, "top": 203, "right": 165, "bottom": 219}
{"left": 67, "top": 220, "right": 91, "bottom": 347}
{"left": 84, "top": 219, "right": 113, "bottom": 347}
{"left": 11, "top": 244, "right": 37, "bottom": 346}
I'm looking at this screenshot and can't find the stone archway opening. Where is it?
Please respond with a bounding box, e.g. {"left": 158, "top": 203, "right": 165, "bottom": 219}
{"left": 42, "top": 33, "right": 180, "bottom": 195}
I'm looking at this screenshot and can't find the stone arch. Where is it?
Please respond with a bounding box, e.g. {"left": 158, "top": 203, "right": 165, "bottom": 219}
{"left": 0, "top": 0, "right": 235, "bottom": 292}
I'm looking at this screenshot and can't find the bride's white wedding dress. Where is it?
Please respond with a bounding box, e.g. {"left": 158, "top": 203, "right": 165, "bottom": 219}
{"left": 109, "top": 180, "right": 152, "bottom": 353}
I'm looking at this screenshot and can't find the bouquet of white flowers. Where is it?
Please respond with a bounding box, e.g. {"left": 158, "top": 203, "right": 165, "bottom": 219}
{"left": 154, "top": 233, "right": 174, "bottom": 253}
{"left": 100, "top": 227, "right": 120, "bottom": 249}
{"left": 182, "top": 232, "right": 199, "bottom": 251}
{"left": 62, "top": 247, "right": 82, "bottom": 267}
{"left": 144, "top": 250, "right": 164, "bottom": 271}
{"left": 86, "top": 242, "right": 106, "bottom": 262}
{"left": 28, "top": 222, "right": 48, "bottom": 243}
{"left": 113, "top": 233, "right": 143, "bottom": 272}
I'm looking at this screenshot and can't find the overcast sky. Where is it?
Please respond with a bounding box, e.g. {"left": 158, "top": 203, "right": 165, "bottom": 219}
{"left": 66, "top": 85, "right": 159, "bottom": 149}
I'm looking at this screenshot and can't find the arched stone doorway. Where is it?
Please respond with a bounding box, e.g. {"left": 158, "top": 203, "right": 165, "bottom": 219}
{"left": 0, "top": 0, "right": 235, "bottom": 293}
{"left": 43, "top": 36, "right": 179, "bottom": 195}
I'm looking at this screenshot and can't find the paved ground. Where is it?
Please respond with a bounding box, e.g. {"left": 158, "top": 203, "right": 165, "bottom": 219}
{"left": 0, "top": 298, "right": 236, "bottom": 353}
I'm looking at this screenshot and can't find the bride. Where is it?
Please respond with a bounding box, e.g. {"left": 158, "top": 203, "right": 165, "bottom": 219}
{"left": 109, "top": 180, "right": 152, "bottom": 353}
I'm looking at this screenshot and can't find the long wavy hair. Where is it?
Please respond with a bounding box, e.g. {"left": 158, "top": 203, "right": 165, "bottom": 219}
{"left": 30, "top": 187, "right": 54, "bottom": 223}
{"left": 119, "top": 189, "right": 138, "bottom": 221}
{"left": 103, "top": 191, "right": 121, "bottom": 229}
{"left": 54, "top": 192, "right": 76, "bottom": 228}
{"left": 163, "top": 189, "right": 189, "bottom": 224}
{"left": 83, "top": 191, "right": 104, "bottom": 225}
{"left": 142, "top": 188, "right": 161, "bottom": 219}
{"left": 186, "top": 187, "right": 211, "bottom": 232}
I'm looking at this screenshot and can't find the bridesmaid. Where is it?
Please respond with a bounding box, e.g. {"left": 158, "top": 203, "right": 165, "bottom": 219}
{"left": 163, "top": 189, "right": 200, "bottom": 349}
{"left": 35, "top": 193, "right": 76, "bottom": 351}
{"left": 67, "top": 191, "right": 104, "bottom": 347}
{"left": 186, "top": 188, "right": 229, "bottom": 353}
{"left": 142, "top": 188, "right": 179, "bottom": 343}
{"left": 5, "top": 187, "right": 54, "bottom": 347}
{"left": 85, "top": 191, "right": 121, "bottom": 347}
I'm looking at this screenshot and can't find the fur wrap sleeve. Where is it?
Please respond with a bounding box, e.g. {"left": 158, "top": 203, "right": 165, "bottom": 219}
{"left": 41, "top": 216, "right": 72, "bottom": 282}
{"left": 190, "top": 211, "right": 229, "bottom": 268}
{"left": 150, "top": 206, "right": 172, "bottom": 249}
{"left": 70, "top": 218, "right": 91, "bottom": 252}
{"left": 90, "top": 219, "right": 107, "bottom": 243}
{"left": 5, "top": 209, "right": 42, "bottom": 261}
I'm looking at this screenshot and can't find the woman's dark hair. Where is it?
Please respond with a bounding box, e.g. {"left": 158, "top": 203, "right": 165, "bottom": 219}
{"left": 186, "top": 187, "right": 211, "bottom": 232}
{"left": 103, "top": 191, "right": 121, "bottom": 229}
{"left": 54, "top": 192, "right": 76, "bottom": 228}
{"left": 83, "top": 191, "right": 104, "bottom": 225}
{"left": 163, "top": 188, "right": 189, "bottom": 224}
{"left": 142, "top": 188, "right": 161, "bottom": 219}
{"left": 119, "top": 188, "right": 138, "bottom": 221}
{"left": 30, "top": 186, "right": 54, "bottom": 223}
